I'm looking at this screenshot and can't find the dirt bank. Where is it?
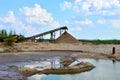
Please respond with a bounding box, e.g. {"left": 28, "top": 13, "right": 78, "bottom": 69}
{"left": 0, "top": 42, "right": 120, "bottom": 59}
{"left": 0, "top": 42, "right": 120, "bottom": 53}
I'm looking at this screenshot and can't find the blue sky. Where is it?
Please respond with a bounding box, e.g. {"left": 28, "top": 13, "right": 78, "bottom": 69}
{"left": 0, "top": 0, "right": 120, "bottom": 39}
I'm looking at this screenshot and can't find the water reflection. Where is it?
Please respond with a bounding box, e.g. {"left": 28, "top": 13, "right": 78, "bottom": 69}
{"left": 112, "top": 60, "right": 116, "bottom": 63}
{"left": 28, "top": 59, "right": 120, "bottom": 80}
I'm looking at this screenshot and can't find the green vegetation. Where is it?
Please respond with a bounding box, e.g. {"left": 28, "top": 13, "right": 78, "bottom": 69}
{"left": 0, "top": 29, "right": 14, "bottom": 46}
{"left": 4, "top": 36, "right": 14, "bottom": 46}
{"left": 36, "top": 39, "right": 52, "bottom": 42}
{"left": 0, "top": 29, "right": 24, "bottom": 46}
{"left": 79, "top": 39, "right": 120, "bottom": 44}
{"left": 0, "top": 30, "right": 13, "bottom": 38}
{"left": 35, "top": 38, "right": 120, "bottom": 44}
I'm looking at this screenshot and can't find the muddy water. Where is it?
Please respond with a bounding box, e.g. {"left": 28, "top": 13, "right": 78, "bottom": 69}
{"left": 28, "top": 59, "right": 120, "bottom": 80}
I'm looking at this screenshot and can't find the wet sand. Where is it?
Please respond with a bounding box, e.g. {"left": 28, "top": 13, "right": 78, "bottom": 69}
{"left": 0, "top": 51, "right": 118, "bottom": 80}
{"left": 0, "top": 51, "right": 72, "bottom": 80}
{"left": 0, "top": 51, "right": 118, "bottom": 65}
{"left": 0, "top": 51, "right": 73, "bottom": 64}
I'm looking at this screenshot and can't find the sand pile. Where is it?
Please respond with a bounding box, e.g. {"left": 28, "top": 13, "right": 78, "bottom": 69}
{"left": 55, "top": 31, "right": 80, "bottom": 43}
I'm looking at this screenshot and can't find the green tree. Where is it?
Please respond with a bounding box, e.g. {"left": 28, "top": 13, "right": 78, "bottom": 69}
{"left": 4, "top": 36, "right": 14, "bottom": 46}
{"left": 0, "top": 29, "right": 7, "bottom": 38}
{"left": 0, "top": 29, "right": 14, "bottom": 46}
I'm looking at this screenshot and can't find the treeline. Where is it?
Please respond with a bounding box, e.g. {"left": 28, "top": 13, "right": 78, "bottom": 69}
{"left": 0, "top": 29, "right": 24, "bottom": 46}
{"left": 35, "top": 39, "right": 52, "bottom": 42}
{"left": 79, "top": 39, "right": 120, "bottom": 44}
{"left": 36, "top": 39, "right": 120, "bottom": 44}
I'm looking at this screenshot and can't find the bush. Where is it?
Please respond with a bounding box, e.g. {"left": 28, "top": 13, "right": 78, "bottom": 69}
{"left": 4, "top": 36, "right": 14, "bottom": 46}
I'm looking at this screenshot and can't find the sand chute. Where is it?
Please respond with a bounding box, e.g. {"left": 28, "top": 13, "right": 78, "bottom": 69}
{"left": 55, "top": 31, "right": 80, "bottom": 43}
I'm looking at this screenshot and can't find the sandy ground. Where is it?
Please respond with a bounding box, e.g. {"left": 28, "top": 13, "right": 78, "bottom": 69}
{"left": 0, "top": 42, "right": 120, "bottom": 54}
{"left": 0, "top": 42, "right": 120, "bottom": 63}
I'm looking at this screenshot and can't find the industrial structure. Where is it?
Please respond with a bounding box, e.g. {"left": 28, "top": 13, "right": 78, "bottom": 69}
{"left": 25, "top": 26, "right": 68, "bottom": 42}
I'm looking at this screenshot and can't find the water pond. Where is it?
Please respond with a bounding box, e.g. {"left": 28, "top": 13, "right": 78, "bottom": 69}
{"left": 28, "top": 59, "right": 120, "bottom": 80}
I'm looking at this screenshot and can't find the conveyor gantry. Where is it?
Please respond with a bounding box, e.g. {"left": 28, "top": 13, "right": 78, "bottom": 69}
{"left": 26, "top": 26, "right": 68, "bottom": 41}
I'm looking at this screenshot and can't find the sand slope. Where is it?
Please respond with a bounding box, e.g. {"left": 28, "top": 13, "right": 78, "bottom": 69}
{"left": 0, "top": 42, "right": 120, "bottom": 59}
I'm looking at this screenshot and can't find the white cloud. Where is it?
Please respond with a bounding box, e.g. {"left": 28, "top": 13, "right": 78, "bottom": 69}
{"left": 74, "top": 19, "right": 93, "bottom": 26}
{"left": 13, "top": 21, "right": 38, "bottom": 35}
{"left": 111, "top": 20, "right": 120, "bottom": 28}
{"left": 60, "top": 1, "right": 72, "bottom": 10}
{"left": 66, "top": 19, "right": 93, "bottom": 33}
{"left": 0, "top": 11, "right": 37, "bottom": 36}
{"left": 0, "top": 4, "right": 60, "bottom": 36}
{"left": 97, "top": 19, "right": 105, "bottom": 24}
{"left": 61, "top": 0, "right": 120, "bottom": 16}
{"left": 20, "top": 4, "right": 60, "bottom": 29}
{"left": 32, "top": 74, "right": 46, "bottom": 80}
{"left": 70, "top": 26, "right": 82, "bottom": 32}
{"left": 63, "top": 19, "right": 82, "bottom": 33}
{"left": 75, "top": 0, "right": 82, "bottom": 3}
{"left": 0, "top": 11, "right": 16, "bottom": 23}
